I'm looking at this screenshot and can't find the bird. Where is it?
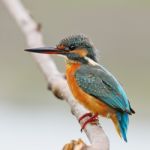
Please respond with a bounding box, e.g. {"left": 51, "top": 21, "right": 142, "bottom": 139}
{"left": 25, "top": 34, "right": 135, "bottom": 142}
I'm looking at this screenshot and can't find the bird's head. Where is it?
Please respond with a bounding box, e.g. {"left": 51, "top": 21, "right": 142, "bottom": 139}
{"left": 25, "top": 35, "right": 98, "bottom": 64}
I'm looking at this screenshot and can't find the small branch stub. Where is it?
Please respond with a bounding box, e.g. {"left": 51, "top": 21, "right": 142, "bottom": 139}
{"left": 63, "top": 139, "right": 86, "bottom": 150}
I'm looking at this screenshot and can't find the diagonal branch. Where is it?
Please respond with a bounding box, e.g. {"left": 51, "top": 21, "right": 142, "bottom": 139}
{"left": 2, "top": 0, "right": 109, "bottom": 149}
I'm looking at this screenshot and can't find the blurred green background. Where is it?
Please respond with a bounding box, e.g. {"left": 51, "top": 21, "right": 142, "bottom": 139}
{"left": 0, "top": 0, "right": 150, "bottom": 149}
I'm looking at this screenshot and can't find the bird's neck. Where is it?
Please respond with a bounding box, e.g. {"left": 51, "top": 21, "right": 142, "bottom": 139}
{"left": 66, "top": 59, "right": 81, "bottom": 65}
{"left": 65, "top": 57, "right": 99, "bottom": 71}
{"left": 66, "top": 59, "right": 81, "bottom": 74}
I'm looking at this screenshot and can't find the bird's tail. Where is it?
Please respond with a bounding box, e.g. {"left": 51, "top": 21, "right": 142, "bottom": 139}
{"left": 112, "top": 112, "right": 129, "bottom": 142}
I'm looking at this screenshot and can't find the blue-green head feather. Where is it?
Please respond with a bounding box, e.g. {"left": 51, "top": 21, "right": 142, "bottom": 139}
{"left": 58, "top": 34, "right": 98, "bottom": 62}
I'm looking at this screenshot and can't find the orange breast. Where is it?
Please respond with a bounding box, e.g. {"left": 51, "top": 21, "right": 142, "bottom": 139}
{"left": 66, "top": 63, "right": 116, "bottom": 117}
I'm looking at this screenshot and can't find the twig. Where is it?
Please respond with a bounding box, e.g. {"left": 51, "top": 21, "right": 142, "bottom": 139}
{"left": 2, "top": 0, "right": 109, "bottom": 149}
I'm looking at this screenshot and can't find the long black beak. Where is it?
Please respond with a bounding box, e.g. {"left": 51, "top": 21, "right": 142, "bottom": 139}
{"left": 24, "top": 47, "right": 67, "bottom": 54}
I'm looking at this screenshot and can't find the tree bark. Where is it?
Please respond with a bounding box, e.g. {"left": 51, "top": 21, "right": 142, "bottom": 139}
{"left": 2, "top": 0, "right": 109, "bottom": 149}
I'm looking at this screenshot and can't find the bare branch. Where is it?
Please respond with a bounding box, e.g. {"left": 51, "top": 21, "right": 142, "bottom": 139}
{"left": 2, "top": 0, "right": 109, "bottom": 149}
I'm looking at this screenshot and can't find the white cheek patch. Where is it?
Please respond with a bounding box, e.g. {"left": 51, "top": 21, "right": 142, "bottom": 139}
{"left": 84, "top": 56, "right": 100, "bottom": 66}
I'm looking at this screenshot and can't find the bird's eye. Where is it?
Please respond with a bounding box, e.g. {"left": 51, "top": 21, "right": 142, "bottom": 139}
{"left": 69, "top": 45, "right": 76, "bottom": 50}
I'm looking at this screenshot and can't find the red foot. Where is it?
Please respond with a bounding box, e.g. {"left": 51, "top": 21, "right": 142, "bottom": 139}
{"left": 80, "top": 113, "right": 99, "bottom": 132}
{"left": 79, "top": 112, "right": 93, "bottom": 123}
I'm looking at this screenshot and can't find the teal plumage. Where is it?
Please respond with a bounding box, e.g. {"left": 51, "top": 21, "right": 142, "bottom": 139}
{"left": 75, "top": 64, "right": 134, "bottom": 141}
{"left": 75, "top": 65, "right": 131, "bottom": 112}
{"left": 116, "top": 112, "right": 129, "bottom": 142}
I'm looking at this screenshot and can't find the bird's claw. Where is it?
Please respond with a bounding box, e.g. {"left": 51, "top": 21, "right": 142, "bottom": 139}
{"left": 79, "top": 113, "right": 99, "bottom": 131}
{"left": 79, "top": 112, "right": 93, "bottom": 123}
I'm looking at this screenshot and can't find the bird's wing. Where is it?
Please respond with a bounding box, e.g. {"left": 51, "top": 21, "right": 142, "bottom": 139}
{"left": 75, "top": 64, "right": 131, "bottom": 113}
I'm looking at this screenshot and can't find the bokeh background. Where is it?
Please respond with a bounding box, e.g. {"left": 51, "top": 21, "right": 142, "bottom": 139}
{"left": 0, "top": 0, "right": 150, "bottom": 149}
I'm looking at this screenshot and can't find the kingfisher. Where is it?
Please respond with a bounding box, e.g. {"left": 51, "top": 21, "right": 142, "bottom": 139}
{"left": 25, "top": 34, "right": 135, "bottom": 142}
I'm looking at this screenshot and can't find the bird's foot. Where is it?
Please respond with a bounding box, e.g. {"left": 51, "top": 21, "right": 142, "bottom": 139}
{"left": 80, "top": 113, "right": 99, "bottom": 132}
{"left": 79, "top": 112, "right": 93, "bottom": 123}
